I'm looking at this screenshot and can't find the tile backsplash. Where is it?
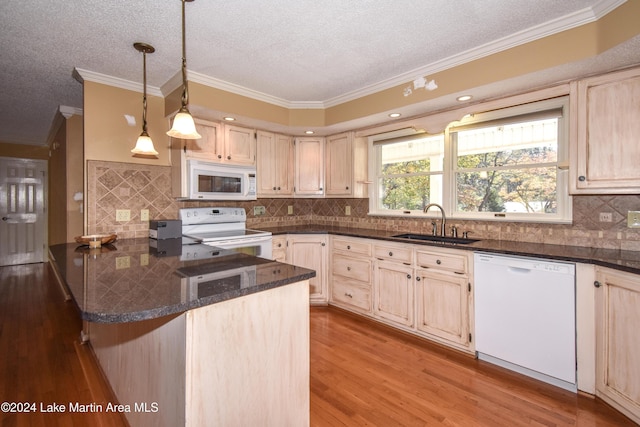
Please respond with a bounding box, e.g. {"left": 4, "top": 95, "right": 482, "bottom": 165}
{"left": 87, "top": 161, "right": 640, "bottom": 251}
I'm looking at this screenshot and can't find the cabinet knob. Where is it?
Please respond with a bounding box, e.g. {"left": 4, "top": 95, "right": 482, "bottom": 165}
{"left": 347, "top": 266, "right": 351, "bottom": 271}
{"left": 346, "top": 186, "right": 349, "bottom": 190}
{"left": 406, "top": 274, "right": 411, "bottom": 279}
{"left": 227, "top": 155, "right": 231, "bottom": 160}
{"left": 389, "top": 251, "right": 393, "bottom": 256}
{"left": 594, "top": 280, "right": 602, "bottom": 288}
{"left": 321, "top": 242, "right": 325, "bottom": 246}
{"left": 277, "top": 243, "right": 282, "bottom": 247}
{"left": 273, "top": 187, "right": 277, "bottom": 190}
{"left": 277, "top": 187, "right": 281, "bottom": 190}
{"left": 578, "top": 175, "right": 586, "bottom": 182}
{"left": 436, "top": 259, "right": 442, "bottom": 265}
{"left": 416, "top": 276, "right": 421, "bottom": 281}
{"left": 347, "top": 245, "right": 351, "bottom": 250}
{"left": 217, "top": 154, "right": 222, "bottom": 159}
{"left": 319, "top": 187, "right": 323, "bottom": 191}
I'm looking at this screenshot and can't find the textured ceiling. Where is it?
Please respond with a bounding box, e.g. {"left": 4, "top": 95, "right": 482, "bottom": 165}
{"left": 0, "top": 0, "right": 635, "bottom": 146}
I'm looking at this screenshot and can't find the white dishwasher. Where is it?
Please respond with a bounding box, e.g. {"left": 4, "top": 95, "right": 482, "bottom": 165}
{"left": 474, "top": 252, "right": 576, "bottom": 391}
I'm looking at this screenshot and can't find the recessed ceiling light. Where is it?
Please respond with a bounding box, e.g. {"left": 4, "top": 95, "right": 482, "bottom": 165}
{"left": 388, "top": 112, "right": 401, "bottom": 118}
{"left": 457, "top": 95, "right": 472, "bottom": 102}
{"left": 223, "top": 116, "right": 236, "bottom": 121}
{"left": 305, "top": 130, "right": 314, "bottom": 134}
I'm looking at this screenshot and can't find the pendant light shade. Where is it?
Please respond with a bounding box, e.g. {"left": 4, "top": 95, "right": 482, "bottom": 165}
{"left": 167, "top": 0, "right": 201, "bottom": 140}
{"left": 131, "top": 42, "right": 159, "bottom": 157}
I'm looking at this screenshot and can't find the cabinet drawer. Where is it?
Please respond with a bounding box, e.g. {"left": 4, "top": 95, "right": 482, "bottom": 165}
{"left": 373, "top": 244, "right": 413, "bottom": 264}
{"left": 415, "top": 250, "right": 467, "bottom": 275}
{"left": 332, "top": 254, "right": 371, "bottom": 282}
{"left": 331, "top": 278, "right": 371, "bottom": 312}
{"left": 332, "top": 237, "right": 372, "bottom": 256}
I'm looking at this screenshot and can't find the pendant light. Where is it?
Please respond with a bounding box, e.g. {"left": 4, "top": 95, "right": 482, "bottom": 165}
{"left": 166, "top": 0, "right": 201, "bottom": 139}
{"left": 131, "top": 42, "right": 159, "bottom": 157}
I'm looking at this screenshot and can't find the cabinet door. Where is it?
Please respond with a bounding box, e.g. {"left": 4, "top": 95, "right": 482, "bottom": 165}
{"left": 184, "top": 119, "right": 223, "bottom": 161}
{"left": 289, "top": 235, "right": 328, "bottom": 304}
{"left": 595, "top": 268, "right": 640, "bottom": 424}
{"left": 373, "top": 260, "right": 414, "bottom": 327}
{"left": 224, "top": 125, "right": 256, "bottom": 165}
{"left": 416, "top": 270, "right": 470, "bottom": 348}
{"left": 274, "top": 134, "right": 294, "bottom": 195}
{"left": 294, "top": 137, "right": 324, "bottom": 196}
{"left": 271, "top": 235, "right": 287, "bottom": 262}
{"left": 571, "top": 67, "right": 640, "bottom": 193}
{"left": 258, "top": 132, "right": 294, "bottom": 197}
{"left": 325, "top": 133, "right": 353, "bottom": 196}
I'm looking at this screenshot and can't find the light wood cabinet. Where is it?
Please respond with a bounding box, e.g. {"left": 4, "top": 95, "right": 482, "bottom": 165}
{"left": 223, "top": 124, "right": 256, "bottom": 165}
{"left": 289, "top": 234, "right": 328, "bottom": 304}
{"left": 330, "top": 236, "right": 372, "bottom": 314}
{"left": 570, "top": 67, "right": 640, "bottom": 194}
{"left": 180, "top": 119, "right": 223, "bottom": 160}
{"left": 294, "top": 137, "right": 325, "bottom": 196}
{"left": 594, "top": 267, "right": 640, "bottom": 424}
{"left": 257, "top": 131, "right": 294, "bottom": 197}
{"left": 373, "top": 259, "right": 414, "bottom": 327}
{"left": 415, "top": 248, "right": 473, "bottom": 351}
{"left": 325, "top": 132, "right": 368, "bottom": 198}
{"left": 271, "top": 235, "right": 287, "bottom": 262}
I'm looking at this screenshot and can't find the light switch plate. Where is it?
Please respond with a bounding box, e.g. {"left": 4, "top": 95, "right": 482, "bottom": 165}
{"left": 627, "top": 211, "right": 640, "bottom": 228}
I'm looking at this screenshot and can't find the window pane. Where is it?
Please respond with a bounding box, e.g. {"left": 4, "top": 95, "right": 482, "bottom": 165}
{"left": 457, "top": 119, "right": 558, "bottom": 169}
{"left": 379, "top": 175, "right": 440, "bottom": 211}
{"left": 456, "top": 167, "right": 557, "bottom": 213}
{"left": 381, "top": 136, "right": 444, "bottom": 173}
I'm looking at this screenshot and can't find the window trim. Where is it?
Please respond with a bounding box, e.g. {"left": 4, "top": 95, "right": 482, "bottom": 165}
{"left": 368, "top": 96, "right": 572, "bottom": 224}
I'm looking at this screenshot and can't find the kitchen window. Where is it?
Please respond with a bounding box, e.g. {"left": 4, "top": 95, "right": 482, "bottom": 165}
{"left": 369, "top": 97, "right": 571, "bottom": 223}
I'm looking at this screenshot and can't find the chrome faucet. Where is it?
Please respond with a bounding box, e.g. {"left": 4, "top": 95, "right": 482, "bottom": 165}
{"left": 423, "top": 203, "right": 446, "bottom": 237}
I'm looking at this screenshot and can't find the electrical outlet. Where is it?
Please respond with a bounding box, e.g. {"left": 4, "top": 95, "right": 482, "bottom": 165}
{"left": 253, "top": 206, "right": 266, "bottom": 216}
{"left": 628, "top": 211, "right": 640, "bottom": 228}
{"left": 116, "top": 209, "right": 130, "bottom": 222}
{"left": 140, "top": 209, "right": 149, "bottom": 221}
{"left": 115, "top": 256, "right": 130, "bottom": 270}
{"left": 140, "top": 253, "right": 149, "bottom": 266}
{"left": 345, "top": 206, "right": 351, "bottom": 216}
{"left": 288, "top": 205, "right": 293, "bottom": 215}
{"left": 599, "top": 212, "right": 612, "bottom": 222}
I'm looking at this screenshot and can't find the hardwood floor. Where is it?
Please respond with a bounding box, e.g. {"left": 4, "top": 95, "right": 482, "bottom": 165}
{"left": 0, "top": 263, "right": 636, "bottom": 426}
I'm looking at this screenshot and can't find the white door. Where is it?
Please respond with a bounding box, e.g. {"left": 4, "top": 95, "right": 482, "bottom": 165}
{"left": 0, "top": 157, "right": 46, "bottom": 266}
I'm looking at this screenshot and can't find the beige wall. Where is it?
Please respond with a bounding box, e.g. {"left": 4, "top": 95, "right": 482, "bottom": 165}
{"left": 84, "top": 81, "right": 169, "bottom": 165}
{"left": 48, "top": 113, "right": 84, "bottom": 244}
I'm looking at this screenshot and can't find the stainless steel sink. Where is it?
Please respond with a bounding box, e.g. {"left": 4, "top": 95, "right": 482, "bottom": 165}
{"left": 392, "top": 233, "right": 480, "bottom": 245}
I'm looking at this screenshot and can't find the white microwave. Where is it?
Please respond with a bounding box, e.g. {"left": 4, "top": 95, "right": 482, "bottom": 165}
{"left": 186, "top": 160, "right": 257, "bottom": 200}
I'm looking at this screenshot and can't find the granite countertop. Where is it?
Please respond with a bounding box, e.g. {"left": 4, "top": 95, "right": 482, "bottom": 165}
{"left": 262, "top": 224, "right": 640, "bottom": 275}
{"left": 49, "top": 239, "right": 315, "bottom": 324}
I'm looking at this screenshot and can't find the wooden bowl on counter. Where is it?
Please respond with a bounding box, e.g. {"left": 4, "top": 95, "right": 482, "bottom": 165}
{"left": 74, "top": 233, "right": 117, "bottom": 247}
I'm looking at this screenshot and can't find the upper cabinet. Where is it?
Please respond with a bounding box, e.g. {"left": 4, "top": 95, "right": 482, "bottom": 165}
{"left": 172, "top": 119, "right": 256, "bottom": 166}
{"left": 294, "top": 137, "right": 325, "bottom": 197}
{"left": 325, "top": 132, "right": 368, "bottom": 198}
{"left": 257, "top": 131, "right": 294, "bottom": 197}
{"left": 223, "top": 124, "right": 256, "bottom": 166}
{"left": 570, "top": 67, "right": 640, "bottom": 194}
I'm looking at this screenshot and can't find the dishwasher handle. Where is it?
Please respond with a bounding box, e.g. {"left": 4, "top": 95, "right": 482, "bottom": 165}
{"left": 508, "top": 266, "right": 532, "bottom": 274}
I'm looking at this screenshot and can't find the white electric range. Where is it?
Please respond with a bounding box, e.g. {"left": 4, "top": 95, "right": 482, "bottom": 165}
{"left": 179, "top": 207, "right": 272, "bottom": 260}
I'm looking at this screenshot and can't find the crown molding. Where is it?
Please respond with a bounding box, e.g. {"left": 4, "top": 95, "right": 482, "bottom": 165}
{"left": 322, "top": 0, "right": 627, "bottom": 107}
{"left": 73, "top": 68, "right": 163, "bottom": 97}
{"left": 59, "top": 105, "right": 83, "bottom": 118}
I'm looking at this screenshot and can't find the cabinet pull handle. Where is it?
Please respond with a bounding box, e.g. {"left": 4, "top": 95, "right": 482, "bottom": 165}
{"left": 578, "top": 176, "right": 586, "bottom": 182}
{"left": 594, "top": 280, "right": 602, "bottom": 288}
{"left": 345, "top": 292, "right": 353, "bottom": 298}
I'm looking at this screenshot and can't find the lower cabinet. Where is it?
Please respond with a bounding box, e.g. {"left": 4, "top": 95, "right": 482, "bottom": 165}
{"left": 373, "top": 260, "right": 414, "bottom": 327}
{"left": 595, "top": 267, "right": 640, "bottom": 424}
{"left": 271, "top": 235, "right": 287, "bottom": 262}
{"left": 416, "top": 269, "right": 471, "bottom": 349}
{"left": 288, "top": 234, "right": 328, "bottom": 305}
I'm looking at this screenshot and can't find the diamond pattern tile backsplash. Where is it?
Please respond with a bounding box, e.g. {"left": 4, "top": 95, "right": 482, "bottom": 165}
{"left": 87, "top": 161, "right": 640, "bottom": 250}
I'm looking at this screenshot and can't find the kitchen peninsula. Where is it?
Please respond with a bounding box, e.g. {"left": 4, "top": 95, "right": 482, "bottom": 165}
{"left": 49, "top": 239, "right": 315, "bottom": 427}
